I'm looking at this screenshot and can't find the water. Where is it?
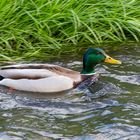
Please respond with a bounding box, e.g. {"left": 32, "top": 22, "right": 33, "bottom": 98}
{"left": 0, "top": 45, "right": 140, "bottom": 140}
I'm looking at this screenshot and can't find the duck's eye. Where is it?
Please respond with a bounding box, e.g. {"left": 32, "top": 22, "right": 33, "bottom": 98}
{"left": 96, "top": 52, "right": 102, "bottom": 55}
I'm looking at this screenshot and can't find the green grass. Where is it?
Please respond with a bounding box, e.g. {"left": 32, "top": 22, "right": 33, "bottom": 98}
{"left": 0, "top": 0, "right": 140, "bottom": 61}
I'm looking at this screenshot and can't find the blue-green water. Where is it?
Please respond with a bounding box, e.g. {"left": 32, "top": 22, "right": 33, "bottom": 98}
{"left": 0, "top": 45, "right": 140, "bottom": 140}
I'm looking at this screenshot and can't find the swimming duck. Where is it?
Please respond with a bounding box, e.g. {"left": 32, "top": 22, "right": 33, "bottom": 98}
{"left": 0, "top": 48, "right": 121, "bottom": 93}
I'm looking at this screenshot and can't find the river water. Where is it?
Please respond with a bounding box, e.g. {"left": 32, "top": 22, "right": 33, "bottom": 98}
{"left": 0, "top": 44, "right": 140, "bottom": 140}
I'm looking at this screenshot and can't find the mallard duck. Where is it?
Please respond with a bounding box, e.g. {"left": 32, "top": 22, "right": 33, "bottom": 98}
{"left": 0, "top": 48, "right": 121, "bottom": 93}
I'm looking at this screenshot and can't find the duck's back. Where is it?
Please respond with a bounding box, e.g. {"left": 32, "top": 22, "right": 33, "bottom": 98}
{"left": 0, "top": 64, "right": 81, "bottom": 93}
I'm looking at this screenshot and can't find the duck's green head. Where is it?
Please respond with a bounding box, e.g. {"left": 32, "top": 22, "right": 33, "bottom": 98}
{"left": 81, "top": 48, "right": 121, "bottom": 74}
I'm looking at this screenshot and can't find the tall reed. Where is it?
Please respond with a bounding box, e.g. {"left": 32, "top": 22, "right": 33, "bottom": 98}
{"left": 0, "top": 0, "right": 140, "bottom": 60}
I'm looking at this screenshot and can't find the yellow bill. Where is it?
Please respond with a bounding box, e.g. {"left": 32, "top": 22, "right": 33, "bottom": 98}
{"left": 104, "top": 55, "right": 122, "bottom": 64}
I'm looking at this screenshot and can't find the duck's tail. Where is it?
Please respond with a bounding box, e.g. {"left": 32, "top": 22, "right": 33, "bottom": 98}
{"left": 0, "top": 75, "right": 4, "bottom": 81}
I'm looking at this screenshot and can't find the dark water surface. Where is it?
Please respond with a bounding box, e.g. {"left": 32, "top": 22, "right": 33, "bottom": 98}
{"left": 0, "top": 45, "right": 140, "bottom": 140}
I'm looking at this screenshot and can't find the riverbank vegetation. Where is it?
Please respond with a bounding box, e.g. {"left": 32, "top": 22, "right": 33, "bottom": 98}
{"left": 0, "top": 0, "right": 140, "bottom": 61}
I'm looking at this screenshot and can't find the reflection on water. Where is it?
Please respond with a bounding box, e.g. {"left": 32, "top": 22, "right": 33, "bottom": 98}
{"left": 0, "top": 45, "right": 140, "bottom": 140}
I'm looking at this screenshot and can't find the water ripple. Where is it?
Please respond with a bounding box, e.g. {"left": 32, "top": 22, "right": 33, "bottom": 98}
{"left": 0, "top": 46, "right": 140, "bottom": 140}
